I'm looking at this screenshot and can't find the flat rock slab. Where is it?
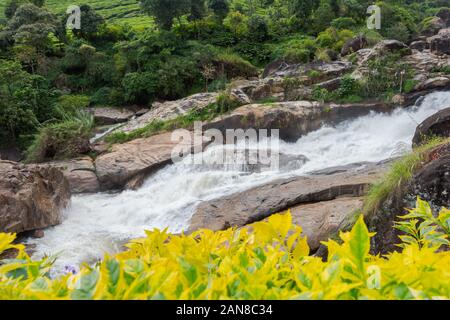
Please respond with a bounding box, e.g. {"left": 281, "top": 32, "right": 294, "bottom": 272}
{"left": 44, "top": 157, "right": 100, "bottom": 194}
{"left": 95, "top": 131, "right": 205, "bottom": 190}
{"left": 118, "top": 93, "right": 218, "bottom": 133}
{"left": 291, "top": 197, "right": 364, "bottom": 251}
{"left": 91, "top": 107, "right": 135, "bottom": 125}
{"left": 205, "top": 101, "right": 392, "bottom": 142}
{"left": 188, "top": 164, "right": 388, "bottom": 233}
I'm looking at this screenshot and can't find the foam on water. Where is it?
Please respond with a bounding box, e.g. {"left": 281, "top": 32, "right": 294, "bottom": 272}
{"left": 28, "top": 91, "right": 450, "bottom": 274}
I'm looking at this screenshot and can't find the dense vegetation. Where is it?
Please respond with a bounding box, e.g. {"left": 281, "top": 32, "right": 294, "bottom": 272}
{"left": 0, "top": 0, "right": 448, "bottom": 159}
{"left": 0, "top": 199, "right": 449, "bottom": 300}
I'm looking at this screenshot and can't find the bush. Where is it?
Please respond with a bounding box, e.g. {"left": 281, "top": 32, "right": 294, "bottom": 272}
{"left": 25, "top": 111, "right": 94, "bottom": 163}
{"left": 331, "top": 17, "right": 357, "bottom": 30}
{"left": 271, "top": 38, "right": 317, "bottom": 64}
{"left": 54, "top": 94, "right": 90, "bottom": 115}
{"left": 1, "top": 203, "right": 449, "bottom": 300}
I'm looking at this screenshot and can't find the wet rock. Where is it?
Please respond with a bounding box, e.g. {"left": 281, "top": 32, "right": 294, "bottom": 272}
{"left": 205, "top": 101, "right": 392, "bottom": 142}
{"left": 341, "top": 35, "right": 368, "bottom": 56}
{"left": 44, "top": 157, "right": 100, "bottom": 194}
{"left": 413, "top": 107, "right": 450, "bottom": 146}
{"left": 95, "top": 131, "right": 207, "bottom": 190}
{"left": 188, "top": 164, "right": 388, "bottom": 233}
{"left": 0, "top": 161, "right": 70, "bottom": 233}
{"left": 91, "top": 107, "right": 135, "bottom": 125}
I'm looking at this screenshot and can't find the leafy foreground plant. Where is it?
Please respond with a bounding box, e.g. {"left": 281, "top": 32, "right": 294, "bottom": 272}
{"left": 0, "top": 200, "right": 450, "bottom": 300}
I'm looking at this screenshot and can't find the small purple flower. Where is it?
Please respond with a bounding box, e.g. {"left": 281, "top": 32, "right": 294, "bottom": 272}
{"left": 64, "top": 265, "right": 77, "bottom": 275}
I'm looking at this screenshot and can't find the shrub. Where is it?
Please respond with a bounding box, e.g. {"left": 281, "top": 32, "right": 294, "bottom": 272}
{"left": 54, "top": 94, "right": 90, "bottom": 115}
{"left": 331, "top": 17, "right": 357, "bottom": 30}
{"left": 25, "top": 111, "right": 94, "bottom": 163}
{"left": 1, "top": 204, "right": 450, "bottom": 300}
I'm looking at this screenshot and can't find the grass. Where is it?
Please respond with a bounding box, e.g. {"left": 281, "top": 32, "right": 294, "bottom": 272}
{"left": 362, "top": 137, "right": 449, "bottom": 216}
{"left": 0, "top": 0, "right": 154, "bottom": 29}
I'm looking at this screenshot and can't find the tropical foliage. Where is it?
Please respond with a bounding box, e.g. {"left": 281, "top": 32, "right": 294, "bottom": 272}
{"left": 0, "top": 199, "right": 449, "bottom": 300}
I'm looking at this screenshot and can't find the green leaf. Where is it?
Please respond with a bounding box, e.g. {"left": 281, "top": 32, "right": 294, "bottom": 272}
{"left": 348, "top": 215, "right": 370, "bottom": 276}
{"left": 71, "top": 270, "right": 99, "bottom": 300}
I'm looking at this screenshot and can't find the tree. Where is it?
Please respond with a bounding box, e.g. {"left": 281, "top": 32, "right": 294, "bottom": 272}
{"left": 0, "top": 59, "right": 53, "bottom": 145}
{"left": 141, "top": 0, "right": 190, "bottom": 30}
{"left": 4, "top": 0, "right": 25, "bottom": 19}
{"left": 247, "top": 15, "right": 269, "bottom": 42}
{"left": 209, "top": 0, "right": 229, "bottom": 22}
{"left": 224, "top": 11, "right": 248, "bottom": 38}
{"left": 286, "top": 0, "right": 318, "bottom": 21}
{"left": 69, "top": 5, "right": 105, "bottom": 40}
{"left": 189, "top": 0, "right": 207, "bottom": 21}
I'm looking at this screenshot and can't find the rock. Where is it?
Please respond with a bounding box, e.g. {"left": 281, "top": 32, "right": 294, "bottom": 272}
{"left": 421, "top": 17, "right": 446, "bottom": 37}
{"left": 205, "top": 101, "right": 392, "bottom": 142}
{"left": 44, "top": 157, "right": 100, "bottom": 194}
{"left": 229, "top": 87, "right": 252, "bottom": 105}
{"left": 373, "top": 40, "right": 412, "bottom": 55}
{"left": 367, "top": 142, "right": 450, "bottom": 255}
{"left": 0, "top": 147, "right": 22, "bottom": 162}
{"left": 262, "top": 59, "right": 288, "bottom": 78}
{"left": 414, "top": 76, "right": 450, "bottom": 92}
{"left": 410, "top": 154, "right": 450, "bottom": 208}
{"left": 436, "top": 8, "right": 450, "bottom": 27}
{"left": 188, "top": 164, "right": 388, "bottom": 233}
{"left": 341, "top": 35, "right": 368, "bottom": 56}
{"left": 404, "top": 50, "right": 449, "bottom": 74}
{"left": 95, "top": 131, "right": 207, "bottom": 190}
{"left": 290, "top": 197, "right": 365, "bottom": 251}
{"left": 30, "top": 229, "right": 45, "bottom": 238}
{"left": 0, "top": 161, "right": 70, "bottom": 234}
{"left": 409, "top": 40, "right": 429, "bottom": 51}
{"left": 429, "top": 28, "right": 450, "bottom": 55}
{"left": 412, "top": 107, "right": 450, "bottom": 146}
{"left": 91, "top": 107, "right": 135, "bottom": 125}
{"left": 118, "top": 93, "right": 219, "bottom": 134}
{"left": 262, "top": 60, "right": 353, "bottom": 80}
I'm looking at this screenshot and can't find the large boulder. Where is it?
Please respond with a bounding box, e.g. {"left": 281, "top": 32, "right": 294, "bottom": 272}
{"left": 414, "top": 76, "right": 450, "bottom": 92}
{"left": 188, "top": 163, "right": 388, "bottom": 233}
{"left": 373, "top": 40, "right": 412, "bottom": 55}
{"left": 95, "top": 131, "right": 206, "bottom": 190}
{"left": 421, "top": 17, "right": 447, "bottom": 37}
{"left": 428, "top": 28, "right": 450, "bottom": 55}
{"left": 117, "top": 93, "right": 219, "bottom": 134}
{"left": 0, "top": 161, "right": 71, "bottom": 233}
{"left": 205, "top": 101, "right": 392, "bottom": 142}
{"left": 291, "top": 197, "right": 365, "bottom": 251}
{"left": 368, "top": 143, "right": 450, "bottom": 255}
{"left": 410, "top": 150, "right": 450, "bottom": 208}
{"left": 341, "top": 35, "right": 368, "bottom": 56}
{"left": 412, "top": 107, "right": 450, "bottom": 146}
{"left": 44, "top": 157, "right": 100, "bottom": 194}
{"left": 91, "top": 107, "right": 135, "bottom": 125}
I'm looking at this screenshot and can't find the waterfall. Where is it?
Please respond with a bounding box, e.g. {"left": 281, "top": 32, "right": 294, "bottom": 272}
{"left": 28, "top": 91, "right": 450, "bottom": 274}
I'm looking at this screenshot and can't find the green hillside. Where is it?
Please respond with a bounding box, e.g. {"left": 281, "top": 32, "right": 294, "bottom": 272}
{"left": 0, "top": 0, "right": 154, "bottom": 27}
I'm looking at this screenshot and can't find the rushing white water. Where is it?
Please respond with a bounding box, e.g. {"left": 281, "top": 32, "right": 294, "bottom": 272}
{"left": 28, "top": 91, "right": 450, "bottom": 274}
